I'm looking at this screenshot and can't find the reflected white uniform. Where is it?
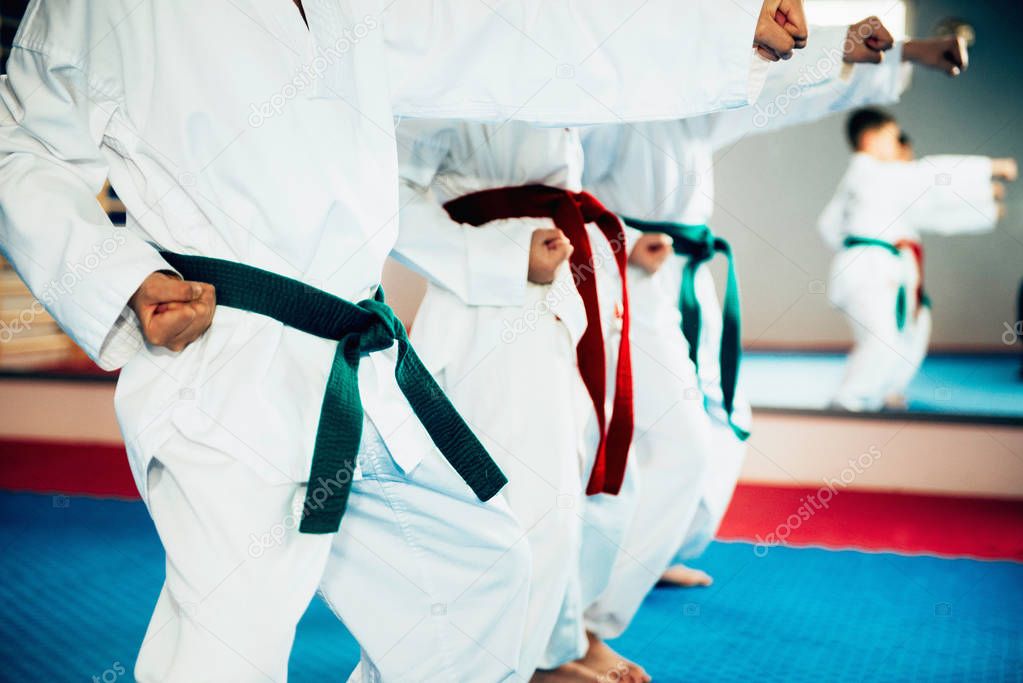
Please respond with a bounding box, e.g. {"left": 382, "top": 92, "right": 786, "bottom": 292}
{"left": 819, "top": 153, "right": 998, "bottom": 412}
{"left": 581, "top": 27, "right": 912, "bottom": 636}
{"left": 0, "top": 1, "right": 770, "bottom": 680}
{"left": 392, "top": 120, "right": 644, "bottom": 674}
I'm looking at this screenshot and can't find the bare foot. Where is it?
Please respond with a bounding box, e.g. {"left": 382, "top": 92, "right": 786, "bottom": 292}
{"left": 530, "top": 662, "right": 601, "bottom": 682}
{"left": 883, "top": 393, "right": 908, "bottom": 411}
{"left": 659, "top": 564, "right": 713, "bottom": 588}
{"left": 580, "top": 632, "right": 651, "bottom": 683}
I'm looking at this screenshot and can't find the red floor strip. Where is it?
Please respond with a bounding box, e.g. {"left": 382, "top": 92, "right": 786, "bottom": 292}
{"left": 719, "top": 483, "right": 1023, "bottom": 561}
{"left": 2, "top": 438, "right": 1022, "bottom": 560}
{"left": 0, "top": 439, "right": 136, "bottom": 498}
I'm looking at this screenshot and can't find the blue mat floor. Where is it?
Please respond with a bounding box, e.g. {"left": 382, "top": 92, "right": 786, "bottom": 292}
{"left": 743, "top": 352, "right": 1023, "bottom": 418}
{"left": 1, "top": 492, "right": 1021, "bottom": 682}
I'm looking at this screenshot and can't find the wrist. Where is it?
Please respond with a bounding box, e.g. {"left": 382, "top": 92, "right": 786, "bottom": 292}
{"left": 901, "top": 39, "right": 920, "bottom": 63}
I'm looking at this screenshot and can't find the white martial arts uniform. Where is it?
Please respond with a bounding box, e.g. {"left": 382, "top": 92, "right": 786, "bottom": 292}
{"left": 0, "top": 1, "right": 769, "bottom": 680}
{"left": 391, "top": 119, "right": 646, "bottom": 674}
{"left": 392, "top": 120, "right": 590, "bottom": 673}
{"left": 581, "top": 27, "right": 914, "bottom": 636}
{"left": 819, "top": 153, "right": 999, "bottom": 412}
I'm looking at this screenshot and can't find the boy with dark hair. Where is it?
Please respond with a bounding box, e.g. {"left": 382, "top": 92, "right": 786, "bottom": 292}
{"left": 846, "top": 107, "right": 897, "bottom": 148}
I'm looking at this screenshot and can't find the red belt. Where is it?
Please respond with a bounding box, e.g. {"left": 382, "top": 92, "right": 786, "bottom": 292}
{"left": 444, "top": 184, "right": 634, "bottom": 495}
{"left": 894, "top": 239, "right": 926, "bottom": 308}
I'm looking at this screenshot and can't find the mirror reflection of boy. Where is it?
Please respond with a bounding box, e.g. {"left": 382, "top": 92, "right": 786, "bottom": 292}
{"left": 819, "top": 108, "right": 1017, "bottom": 411}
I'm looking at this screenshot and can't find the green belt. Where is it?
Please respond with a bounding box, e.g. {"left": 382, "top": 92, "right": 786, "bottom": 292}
{"left": 160, "top": 251, "right": 507, "bottom": 534}
{"left": 622, "top": 218, "right": 748, "bottom": 441}
{"left": 842, "top": 236, "right": 930, "bottom": 331}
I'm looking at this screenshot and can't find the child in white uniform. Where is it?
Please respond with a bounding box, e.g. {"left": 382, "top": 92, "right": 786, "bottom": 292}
{"left": 821, "top": 108, "right": 1016, "bottom": 412}
{"left": 0, "top": 1, "right": 803, "bottom": 680}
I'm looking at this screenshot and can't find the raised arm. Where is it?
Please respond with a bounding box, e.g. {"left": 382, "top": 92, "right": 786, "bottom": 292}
{"left": 707, "top": 21, "right": 907, "bottom": 150}
{"left": 821, "top": 155, "right": 1005, "bottom": 242}
{"left": 383, "top": 0, "right": 808, "bottom": 124}
{"left": 0, "top": 42, "right": 211, "bottom": 368}
{"left": 908, "top": 155, "right": 1003, "bottom": 235}
{"left": 708, "top": 25, "right": 975, "bottom": 151}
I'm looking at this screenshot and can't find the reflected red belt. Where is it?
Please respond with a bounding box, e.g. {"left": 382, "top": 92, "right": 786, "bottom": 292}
{"left": 444, "top": 184, "right": 634, "bottom": 495}
{"left": 894, "top": 239, "right": 927, "bottom": 309}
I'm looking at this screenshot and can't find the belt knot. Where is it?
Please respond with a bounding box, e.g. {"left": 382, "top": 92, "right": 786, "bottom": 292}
{"left": 352, "top": 296, "right": 402, "bottom": 355}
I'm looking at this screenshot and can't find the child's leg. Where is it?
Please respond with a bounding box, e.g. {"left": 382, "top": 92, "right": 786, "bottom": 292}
{"left": 584, "top": 417, "right": 709, "bottom": 635}
{"left": 408, "top": 282, "right": 582, "bottom": 679}
{"left": 889, "top": 306, "right": 932, "bottom": 401}
{"left": 135, "top": 435, "right": 334, "bottom": 683}
{"left": 319, "top": 422, "right": 531, "bottom": 682}
{"left": 834, "top": 285, "right": 904, "bottom": 412}
{"left": 676, "top": 419, "right": 748, "bottom": 563}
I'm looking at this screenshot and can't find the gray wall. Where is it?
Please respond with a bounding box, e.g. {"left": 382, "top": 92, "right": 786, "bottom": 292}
{"left": 714, "top": 0, "right": 1023, "bottom": 350}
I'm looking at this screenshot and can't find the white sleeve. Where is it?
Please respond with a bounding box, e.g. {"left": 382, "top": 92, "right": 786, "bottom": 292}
{"left": 384, "top": 0, "right": 767, "bottom": 124}
{"left": 391, "top": 121, "right": 531, "bottom": 306}
{"left": 910, "top": 155, "right": 998, "bottom": 234}
{"left": 0, "top": 46, "right": 172, "bottom": 370}
{"left": 580, "top": 125, "right": 625, "bottom": 189}
{"left": 707, "top": 27, "right": 910, "bottom": 150}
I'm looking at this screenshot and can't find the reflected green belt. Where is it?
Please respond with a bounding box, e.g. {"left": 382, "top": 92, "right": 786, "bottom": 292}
{"left": 621, "top": 218, "right": 748, "bottom": 441}
{"left": 160, "top": 251, "right": 507, "bottom": 534}
{"left": 842, "top": 235, "right": 931, "bottom": 331}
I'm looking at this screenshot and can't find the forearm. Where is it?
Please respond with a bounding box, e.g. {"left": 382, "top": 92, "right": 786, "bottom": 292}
{"left": 911, "top": 156, "right": 998, "bottom": 234}
{"left": 709, "top": 26, "right": 906, "bottom": 148}
{"left": 901, "top": 35, "right": 969, "bottom": 77}
{"left": 385, "top": 0, "right": 767, "bottom": 124}
{"left": 0, "top": 48, "right": 169, "bottom": 368}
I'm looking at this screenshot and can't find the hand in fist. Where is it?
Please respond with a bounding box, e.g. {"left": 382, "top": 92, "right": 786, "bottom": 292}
{"left": 903, "top": 36, "right": 969, "bottom": 76}
{"left": 992, "top": 158, "right": 1018, "bottom": 183}
{"left": 844, "top": 16, "right": 895, "bottom": 64}
{"left": 629, "top": 233, "right": 674, "bottom": 275}
{"left": 756, "top": 0, "right": 808, "bottom": 61}
{"left": 528, "top": 228, "right": 574, "bottom": 284}
{"left": 992, "top": 182, "right": 1006, "bottom": 202}
{"left": 129, "top": 271, "right": 216, "bottom": 352}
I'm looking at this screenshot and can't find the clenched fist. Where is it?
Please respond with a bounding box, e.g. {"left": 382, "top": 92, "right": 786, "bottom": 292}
{"left": 129, "top": 271, "right": 216, "bottom": 352}
{"left": 528, "top": 228, "right": 574, "bottom": 284}
{"left": 755, "top": 0, "right": 808, "bottom": 61}
{"left": 629, "top": 233, "right": 673, "bottom": 274}
{"left": 843, "top": 16, "right": 894, "bottom": 64}
{"left": 992, "top": 158, "right": 1018, "bottom": 183}
{"left": 903, "top": 36, "right": 969, "bottom": 76}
